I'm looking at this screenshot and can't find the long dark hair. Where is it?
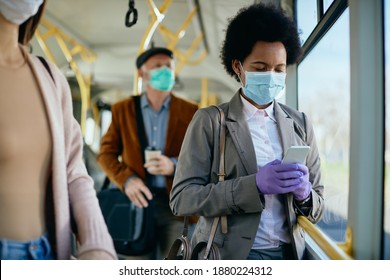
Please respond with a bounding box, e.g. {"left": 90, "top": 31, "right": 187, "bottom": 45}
{"left": 18, "top": 0, "right": 46, "bottom": 45}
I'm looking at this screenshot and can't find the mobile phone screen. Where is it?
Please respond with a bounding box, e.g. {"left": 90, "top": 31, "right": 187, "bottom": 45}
{"left": 282, "top": 146, "right": 310, "bottom": 164}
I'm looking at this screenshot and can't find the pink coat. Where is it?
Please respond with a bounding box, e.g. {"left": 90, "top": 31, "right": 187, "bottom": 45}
{"left": 25, "top": 48, "right": 116, "bottom": 260}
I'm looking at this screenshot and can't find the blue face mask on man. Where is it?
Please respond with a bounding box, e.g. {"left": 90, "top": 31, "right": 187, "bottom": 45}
{"left": 148, "top": 66, "right": 175, "bottom": 92}
{"left": 239, "top": 62, "right": 286, "bottom": 106}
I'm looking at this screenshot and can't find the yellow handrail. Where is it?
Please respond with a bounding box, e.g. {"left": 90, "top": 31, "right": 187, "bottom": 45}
{"left": 35, "top": 17, "right": 96, "bottom": 137}
{"left": 133, "top": 0, "right": 208, "bottom": 97}
{"left": 133, "top": 0, "right": 172, "bottom": 95}
{"left": 297, "top": 216, "right": 353, "bottom": 260}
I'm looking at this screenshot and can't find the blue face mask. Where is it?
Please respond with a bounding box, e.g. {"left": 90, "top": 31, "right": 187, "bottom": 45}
{"left": 239, "top": 64, "right": 286, "bottom": 106}
{"left": 148, "top": 66, "right": 175, "bottom": 92}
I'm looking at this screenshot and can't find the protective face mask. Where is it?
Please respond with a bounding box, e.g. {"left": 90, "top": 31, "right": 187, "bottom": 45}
{"left": 148, "top": 66, "right": 175, "bottom": 92}
{"left": 0, "top": 0, "right": 43, "bottom": 25}
{"left": 239, "top": 63, "right": 286, "bottom": 106}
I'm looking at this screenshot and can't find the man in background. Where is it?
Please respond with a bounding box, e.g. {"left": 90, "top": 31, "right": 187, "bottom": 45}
{"left": 97, "top": 47, "right": 198, "bottom": 259}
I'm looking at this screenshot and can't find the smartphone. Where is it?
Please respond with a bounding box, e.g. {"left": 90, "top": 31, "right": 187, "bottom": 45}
{"left": 282, "top": 146, "right": 310, "bottom": 164}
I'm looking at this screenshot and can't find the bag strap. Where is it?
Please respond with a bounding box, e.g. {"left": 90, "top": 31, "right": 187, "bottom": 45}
{"left": 214, "top": 106, "right": 227, "bottom": 234}
{"left": 133, "top": 95, "right": 148, "bottom": 161}
{"left": 101, "top": 176, "right": 111, "bottom": 191}
{"left": 216, "top": 107, "right": 226, "bottom": 183}
{"left": 203, "top": 105, "right": 227, "bottom": 260}
{"left": 182, "top": 216, "right": 189, "bottom": 237}
{"left": 180, "top": 105, "right": 228, "bottom": 259}
{"left": 133, "top": 94, "right": 155, "bottom": 187}
{"left": 37, "top": 56, "right": 55, "bottom": 84}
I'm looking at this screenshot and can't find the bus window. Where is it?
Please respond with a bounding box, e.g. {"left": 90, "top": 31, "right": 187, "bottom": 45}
{"left": 296, "top": 0, "right": 318, "bottom": 45}
{"left": 297, "top": 9, "right": 350, "bottom": 243}
{"left": 323, "top": 0, "right": 335, "bottom": 13}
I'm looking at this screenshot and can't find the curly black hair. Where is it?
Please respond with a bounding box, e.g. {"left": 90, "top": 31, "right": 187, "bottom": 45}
{"left": 220, "top": 3, "right": 302, "bottom": 81}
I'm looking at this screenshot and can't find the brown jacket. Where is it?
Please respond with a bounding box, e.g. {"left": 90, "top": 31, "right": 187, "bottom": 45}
{"left": 97, "top": 94, "right": 198, "bottom": 222}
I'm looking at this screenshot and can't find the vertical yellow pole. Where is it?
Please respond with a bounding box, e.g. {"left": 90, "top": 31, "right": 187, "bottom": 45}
{"left": 133, "top": 0, "right": 173, "bottom": 96}
{"left": 200, "top": 77, "right": 208, "bottom": 108}
{"left": 35, "top": 29, "right": 57, "bottom": 64}
{"left": 208, "top": 94, "right": 218, "bottom": 106}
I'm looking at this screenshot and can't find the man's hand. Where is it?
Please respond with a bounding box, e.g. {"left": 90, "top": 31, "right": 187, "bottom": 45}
{"left": 144, "top": 154, "right": 175, "bottom": 176}
{"left": 124, "top": 177, "right": 153, "bottom": 208}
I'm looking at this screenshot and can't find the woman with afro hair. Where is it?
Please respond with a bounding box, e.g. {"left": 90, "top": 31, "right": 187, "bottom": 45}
{"left": 170, "top": 3, "right": 324, "bottom": 260}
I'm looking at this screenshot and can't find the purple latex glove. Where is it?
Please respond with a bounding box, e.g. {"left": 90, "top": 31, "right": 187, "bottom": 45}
{"left": 291, "top": 164, "right": 312, "bottom": 201}
{"left": 256, "top": 159, "right": 306, "bottom": 195}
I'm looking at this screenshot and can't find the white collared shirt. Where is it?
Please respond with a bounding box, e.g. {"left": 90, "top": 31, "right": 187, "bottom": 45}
{"left": 240, "top": 95, "right": 290, "bottom": 249}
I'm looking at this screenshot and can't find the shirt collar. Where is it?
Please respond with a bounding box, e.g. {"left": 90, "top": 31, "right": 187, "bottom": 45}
{"left": 141, "top": 93, "right": 172, "bottom": 111}
{"left": 240, "top": 94, "right": 276, "bottom": 122}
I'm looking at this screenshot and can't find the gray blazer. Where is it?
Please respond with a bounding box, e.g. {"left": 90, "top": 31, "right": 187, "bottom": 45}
{"left": 170, "top": 91, "right": 324, "bottom": 259}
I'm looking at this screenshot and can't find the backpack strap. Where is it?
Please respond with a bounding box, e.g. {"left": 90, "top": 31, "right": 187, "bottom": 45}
{"left": 133, "top": 95, "right": 154, "bottom": 186}
{"left": 133, "top": 95, "right": 148, "bottom": 160}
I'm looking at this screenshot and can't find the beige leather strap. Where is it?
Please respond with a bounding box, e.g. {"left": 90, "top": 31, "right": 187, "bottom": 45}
{"left": 214, "top": 107, "right": 228, "bottom": 234}
{"left": 217, "top": 108, "right": 226, "bottom": 183}
{"left": 204, "top": 106, "right": 228, "bottom": 258}
{"left": 182, "top": 216, "right": 188, "bottom": 237}
{"left": 203, "top": 216, "right": 220, "bottom": 260}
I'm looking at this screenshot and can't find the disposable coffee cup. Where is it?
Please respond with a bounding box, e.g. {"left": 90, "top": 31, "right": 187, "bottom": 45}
{"left": 144, "top": 147, "right": 161, "bottom": 163}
